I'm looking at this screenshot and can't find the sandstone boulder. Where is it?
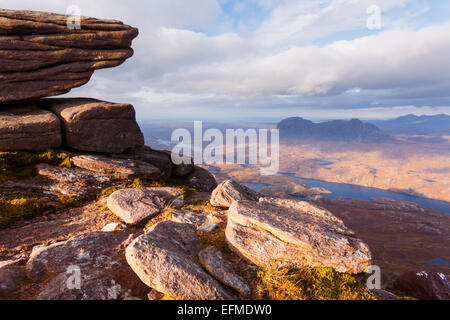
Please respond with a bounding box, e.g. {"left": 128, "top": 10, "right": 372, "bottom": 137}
{"left": 391, "top": 271, "right": 450, "bottom": 300}
{"left": 226, "top": 198, "right": 372, "bottom": 274}
{"left": 176, "top": 166, "right": 217, "bottom": 192}
{"left": 0, "top": 102, "right": 61, "bottom": 151}
{"left": 118, "top": 146, "right": 173, "bottom": 180}
{"left": 125, "top": 221, "right": 233, "bottom": 300}
{"left": 39, "top": 98, "right": 144, "bottom": 153}
{"left": 211, "top": 180, "right": 261, "bottom": 208}
{"left": 199, "top": 246, "right": 251, "bottom": 297}
{"left": 107, "top": 188, "right": 184, "bottom": 226}
{"left": 0, "top": 9, "right": 138, "bottom": 104}
{"left": 26, "top": 231, "right": 149, "bottom": 300}
{"left": 71, "top": 154, "right": 161, "bottom": 180}
{"left": 171, "top": 209, "right": 207, "bottom": 227}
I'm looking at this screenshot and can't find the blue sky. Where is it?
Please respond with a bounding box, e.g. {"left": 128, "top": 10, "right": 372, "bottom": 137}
{"left": 2, "top": 0, "right": 450, "bottom": 121}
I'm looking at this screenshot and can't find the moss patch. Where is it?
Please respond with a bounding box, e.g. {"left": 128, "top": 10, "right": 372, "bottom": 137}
{"left": 0, "top": 149, "right": 72, "bottom": 179}
{"left": 0, "top": 195, "right": 49, "bottom": 229}
{"left": 256, "top": 266, "right": 375, "bottom": 300}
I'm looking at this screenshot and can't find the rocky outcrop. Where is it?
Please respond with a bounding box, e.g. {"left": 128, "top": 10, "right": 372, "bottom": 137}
{"left": 0, "top": 9, "right": 138, "bottom": 105}
{"left": 390, "top": 271, "right": 450, "bottom": 300}
{"left": 199, "top": 246, "right": 251, "bottom": 298}
{"left": 107, "top": 188, "right": 184, "bottom": 226}
{"left": 119, "top": 146, "right": 173, "bottom": 180}
{"left": 0, "top": 102, "right": 61, "bottom": 151}
{"left": 72, "top": 154, "right": 161, "bottom": 180}
{"left": 26, "top": 231, "right": 149, "bottom": 300}
{"left": 38, "top": 98, "right": 144, "bottom": 153}
{"left": 226, "top": 198, "right": 372, "bottom": 274}
{"left": 210, "top": 180, "right": 261, "bottom": 208}
{"left": 125, "top": 221, "right": 234, "bottom": 300}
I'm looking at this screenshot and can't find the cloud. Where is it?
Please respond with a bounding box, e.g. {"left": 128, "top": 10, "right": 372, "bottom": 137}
{"left": 1, "top": 0, "right": 449, "bottom": 119}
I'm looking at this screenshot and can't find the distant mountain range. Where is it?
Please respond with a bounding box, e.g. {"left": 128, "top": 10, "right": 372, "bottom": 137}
{"left": 277, "top": 117, "right": 393, "bottom": 142}
{"left": 370, "top": 114, "right": 450, "bottom": 135}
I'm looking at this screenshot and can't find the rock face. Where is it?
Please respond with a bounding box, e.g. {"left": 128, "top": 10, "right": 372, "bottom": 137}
{"left": 0, "top": 102, "right": 61, "bottom": 151}
{"left": 210, "top": 180, "right": 261, "bottom": 208}
{"left": 199, "top": 246, "right": 251, "bottom": 298}
{"left": 39, "top": 98, "right": 144, "bottom": 153}
{"left": 119, "top": 146, "right": 173, "bottom": 180}
{"left": 72, "top": 154, "right": 161, "bottom": 180}
{"left": 125, "top": 221, "right": 234, "bottom": 300}
{"left": 107, "top": 188, "right": 184, "bottom": 226}
{"left": 0, "top": 9, "right": 138, "bottom": 105}
{"left": 226, "top": 198, "right": 372, "bottom": 274}
{"left": 26, "top": 231, "right": 149, "bottom": 300}
{"left": 391, "top": 271, "right": 450, "bottom": 300}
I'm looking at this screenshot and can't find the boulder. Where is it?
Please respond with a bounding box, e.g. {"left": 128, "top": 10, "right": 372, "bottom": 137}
{"left": 0, "top": 102, "right": 61, "bottom": 151}
{"left": 199, "top": 246, "right": 251, "bottom": 297}
{"left": 39, "top": 98, "right": 144, "bottom": 153}
{"left": 26, "top": 231, "right": 149, "bottom": 300}
{"left": 118, "top": 146, "right": 172, "bottom": 180}
{"left": 226, "top": 198, "right": 372, "bottom": 274}
{"left": 107, "top": 188, "right": 184, "bottom": 226}
{"left": 176, "top": 166, "right": 217, "bottom": 192}
{"left": 0, "top": 9, "right": 138, "bottom": 104}
{"left": 210, "top": 180, "right": 261, "bottom": 208}
{"left": 125, "top": 221, "right": 234, "bottom": 300}
{"left": 71, "top": 154, "right": 161, "bottom": 180}
{"left": 101, "top": 222, "right": 127, "bottom": 232}
{"left": 391, "top": 271, "right": 450, "bottom": 300}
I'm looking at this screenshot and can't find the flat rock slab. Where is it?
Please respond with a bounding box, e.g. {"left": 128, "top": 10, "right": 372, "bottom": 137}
{"left": 37, "top": 163, "right": 114, "bottom": 196}
{"left": 72, "top": 154, "right": 161, "bottom": 180}
{"left": 107, "top": 188, "right": 184, "bottom": 226}
{"left": 0, "top": 259, "right": 28, "bottom": 297}
{"left": 199, "top": 246, "right": 251, "bottom": 298}
{"left": 125, "top": 221, "right": 233, "bottom": 300}
{"left": 226, "top": 198, "right": 372, "bottom": 274}
{"left": 26, "top": 231, "right": 149, "bottom": 300}
{"left": 0, "top": 103, "right": 61, "bottom": 151}
{"left": 39, "top": 98, "right": 144, "bottom": 153}
{"left": 0, "top": 9, "right": 138, "bottom": 104}
{"left": 211, "top": 180, "right": 261, "bottom": 208}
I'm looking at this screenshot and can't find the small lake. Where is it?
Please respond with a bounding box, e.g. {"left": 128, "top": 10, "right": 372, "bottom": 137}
{"left": 244, "top": 173, "right": 450, "bottom": 215}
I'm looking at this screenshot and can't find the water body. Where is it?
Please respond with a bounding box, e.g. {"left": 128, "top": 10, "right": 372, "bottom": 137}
{"left": 425, "top": 258, "right": 450, "bottom": 267}
{"left": 244, "top": 172, "right": 450, "bottom": 214}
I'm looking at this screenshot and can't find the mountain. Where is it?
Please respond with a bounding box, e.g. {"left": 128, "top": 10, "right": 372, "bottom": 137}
{"left": 371, "top": 114, "right": 450, "bottom": 135}
{"left": 277, "top": 117, "right": 393, "bottom": 142}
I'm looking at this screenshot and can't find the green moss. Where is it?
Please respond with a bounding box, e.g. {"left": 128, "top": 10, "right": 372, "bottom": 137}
{"left": 0, "top": 149, "right": 72, "bottom": 178}
{"left": 56, "top": 195, "right": 85, "bottom": 210}
{"left": 0, "top": 194, "right": 49, "bottom": 229}
{"left": 257, "top": 267, "right": 375, "bottom": 300}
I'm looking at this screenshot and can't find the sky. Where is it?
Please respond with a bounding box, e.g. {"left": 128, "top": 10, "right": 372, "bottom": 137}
{"left": 2, "top": 0, "right": 450, "bottom": 121}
